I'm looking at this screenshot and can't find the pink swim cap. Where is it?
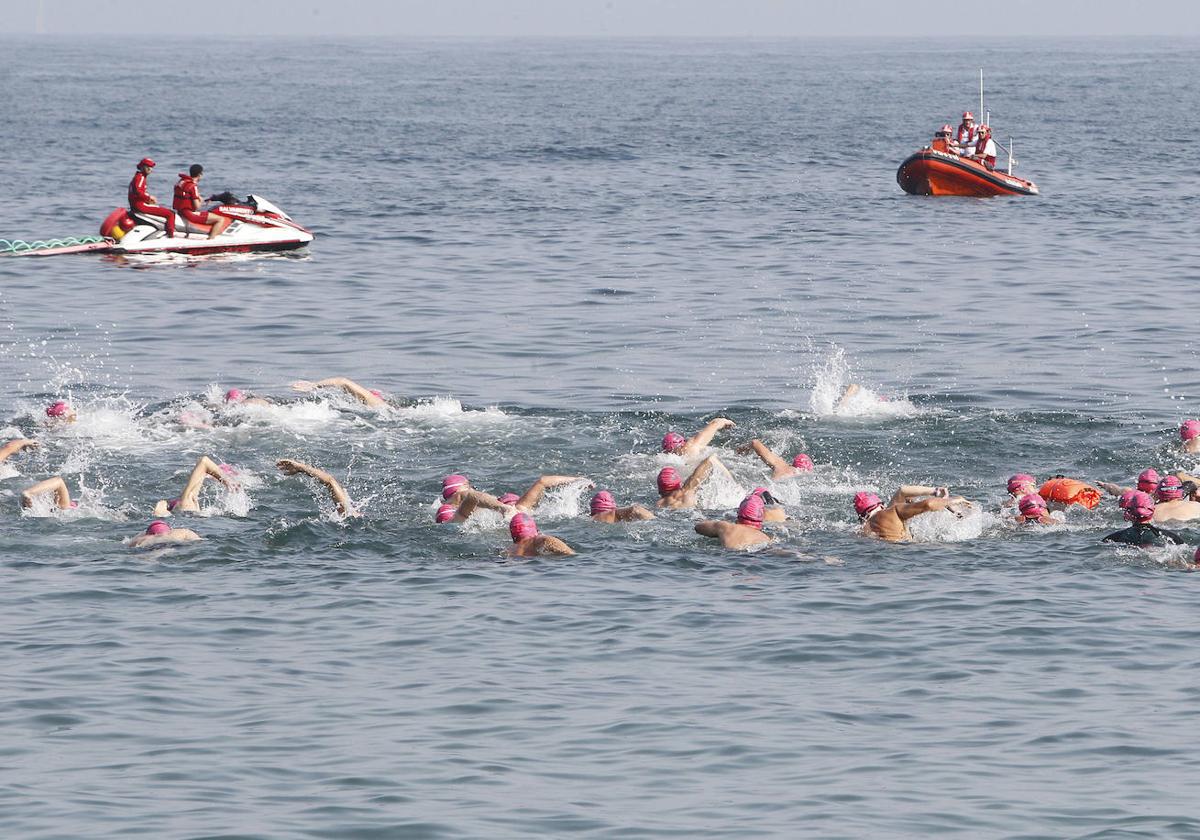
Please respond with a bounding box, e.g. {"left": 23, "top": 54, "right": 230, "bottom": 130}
{"left": 1117, "top": 489, "right": 1136, "bottom": 510}
{"left": 1123, "top": 491, "right": 1155, "bottom": 524}
{"left": 792, "top": 453, "right": 814, "bottom": 471}
{"left": 1155, "top": 475, "right": 1184, "bottom": 501}
{"left": 1006, "top": 473, "right": 1036, "bottom": 495}
{"left": 590, "top": 491, "right": 617, "bottom": 515}
{"left": 1181, "top": 420, "right": 1200, "bottom": 441}
{"left": 1017, "top": 493, "right": 1047, "bottom": 518}
{"left": 166, "top": 497, "right": 181, "bottom": 511}
{"left": 441, "top": 474, "right": 468, "bottom": 500}
{"left": 509, "top": 512, "right": 538, "bottom": 542}
{"left": 369, "top": 389, "right": 383, "bottom": 398}
{"left": 434, "top": 503, "right": 456, "bottom": 523}
{"left": 46, "top": 400, "right": 70, "bottom": 417}
{"left": 853, "top": 491, "right": 882, "bottom": 518}
{"left": 662, "top": 432, "right": 686, "bottom": 453}
{"left": 736, "top": 493, "right": 765, "bottom": 529}
{"left": 497, "top": 492, "right": 520, "bottom": 506}
{"left": 224, "top": 388, "right": 244, "bottom": 403}
{"left": 146, "top": 520, "right": 171, "bottom": 536}
{"left": 1136, "top": 469, "right": 1160, "bottom": 493}
{"left": 657, "top": 467, "right": 682, "bottom": 494}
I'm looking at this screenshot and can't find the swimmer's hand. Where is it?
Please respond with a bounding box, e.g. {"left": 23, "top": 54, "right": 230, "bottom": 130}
{"left": 933, "top": 486, "right": 949, "bottom": 498}
{"left": 276, "top": 458, "right": 310, "bottom": 476}
{"left": 947, "top": 500, "right": 973, "bottom": 518}
{"left": 290, "top": 380, "right": 318, "bottom": 393}
{"left": 713, "top": 417, "right": 736, "bottom": 430}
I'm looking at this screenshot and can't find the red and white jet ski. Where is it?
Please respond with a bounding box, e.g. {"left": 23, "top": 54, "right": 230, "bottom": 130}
{"left": 99, "top": 195, "right": 313, "bottom": 255}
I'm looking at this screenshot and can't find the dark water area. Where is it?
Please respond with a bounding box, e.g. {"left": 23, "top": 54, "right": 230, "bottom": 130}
{"left": 1, "top": 36, "right": 1199, "bottom": 838}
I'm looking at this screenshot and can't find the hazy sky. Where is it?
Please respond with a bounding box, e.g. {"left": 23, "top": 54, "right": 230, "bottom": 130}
{"left": 4, "top": 0, "right": 1199, "bottom": 38}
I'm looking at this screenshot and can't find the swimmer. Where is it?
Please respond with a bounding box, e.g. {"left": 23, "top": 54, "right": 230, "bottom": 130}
{"left": 507, "top": 513, "right": 575, "bottom": 557}
{"left": 1181, "top": 420, "right": 1200, "bottom": 454}
{"left": 1102, "top": 491, "right": 1185, "bottom": 547}
{"left": 442, "top": 473, "right": 589, "bottom": 513}
{"left": 291, "top": 377, "right": 387, "bottom": 409}
{"left": 589, "top": 490, "right": 654, "bottom": 523}
{"left": 747, "top": 487, "right": 787, "bottom": 522}
{"left": 45, "top": 400, "right": 77, "bottom": 424}
{"left": 1173, "top": 471, "right": 1200, "bottom": 501}
{"left": 656, "top": 454, "right": 737, "bottom": 510}
{"left": 276, "top": 459, "right": 359, "bottom": 518}
{"left": 735, "top": 439, "right": 814, "bottom": 480}
{"left": 1015, "top": 493, "right": 1054, "bottom": 524}
{"left": 153, "top": 455, "right": 238, "bottom": 516}
{"left": 127, "top": 520, "right": 201, "bottom": 549}
{"left": 694, "top": 492, "right": 773, "bottom": 549}
{"left": 1097, "top": 468, "right": 1160, "bottom": 499}
{"left": 661, "top": 417, "right": 736, "bottom": 458}
{"left": 1004, "top": 474, "right": 1038, "bottom": 507}
{"left": 1150, "top": 476, "right": 1200, "bottom": 523}
{"left": 20, "top": 476, "right": 75, "bottom": 510}
{"left": 854, "top": 485, "right": 974, "bottom": 542}
{"left": 222, "top": 388, "right": 272, "bottom": 408}
{"left": 435, "top": 489, "right": 518, "bottom": 524}
{"left": 0, "top": 438, "right": 38, "bottom": 464}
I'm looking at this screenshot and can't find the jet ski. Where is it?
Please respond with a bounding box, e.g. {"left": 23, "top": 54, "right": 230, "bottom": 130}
{"left": 99, "top": 195, "right": 314, "bottom": 255}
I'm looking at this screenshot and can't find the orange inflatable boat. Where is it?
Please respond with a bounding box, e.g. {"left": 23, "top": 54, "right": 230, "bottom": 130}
{"left": 897, "top": 136, "right": 1039, "bottom": 197}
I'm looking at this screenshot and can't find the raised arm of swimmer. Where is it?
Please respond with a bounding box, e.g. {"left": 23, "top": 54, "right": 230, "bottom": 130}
{"left": 0, "top": 438, "right": 38, "bottom": 463}
{"left": 454, "top": 489, "right": 518, "bottom": 521}
{"left": 835, "top": 384, "right": 861, "bottom": 411}
{"left": 683, "top": 418, "right": 736, "bottom": 456}
{"left": 291, "top": 377, "right": 386, "bottom": 408}
{"left": 516, "top": 475, "right": 590, "bottom": 511}
{"left": 277, "top": 458, "right": 359, "bottom": 518}
{"left": 155, "top": 455, "right": 236, "bottom": 515}
{"left": 21, "top": 476, "right": 72, "bottom": 509}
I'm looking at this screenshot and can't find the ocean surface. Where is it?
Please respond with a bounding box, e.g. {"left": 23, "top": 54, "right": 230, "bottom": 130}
{"left": 1, "top": 35, "right": 1200, "bottom": 839}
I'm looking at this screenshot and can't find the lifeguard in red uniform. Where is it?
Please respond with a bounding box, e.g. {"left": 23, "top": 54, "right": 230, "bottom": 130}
{"left": 953, "top": 111, "right": 976, "bottom": 155}
{"left": 973, "top": 124, "right": 997, "bottom": 170}
{"left": 128, "top": 158, "right": 176, "bottom": 237}
{"left": 931, "top": 124, "right": 954, "bottom": 153}
{"left": 173, "top": 164, "right": 230, "bottom": 239}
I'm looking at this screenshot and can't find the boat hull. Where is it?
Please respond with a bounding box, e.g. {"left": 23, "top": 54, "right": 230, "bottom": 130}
{"left": 896, "top": 150, "right": 1038, "bottom": 197}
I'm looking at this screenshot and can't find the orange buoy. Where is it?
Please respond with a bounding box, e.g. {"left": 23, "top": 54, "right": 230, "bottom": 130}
{"left": 1038, "top": 478, "right": 1102, "bottom": 510}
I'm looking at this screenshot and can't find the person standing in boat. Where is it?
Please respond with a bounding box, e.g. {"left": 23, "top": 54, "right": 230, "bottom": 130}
{"left": 128, "top": 158, "right": 176, "bottom": 237}
{"left": 973, "top": 125, "right": 997, "bottom": 170}
{"left": 952, "top": 112, "right": 977, "bottom": 155}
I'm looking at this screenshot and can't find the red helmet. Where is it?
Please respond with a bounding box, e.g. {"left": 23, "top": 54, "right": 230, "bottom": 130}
{"left": 139, "top": 157, "right": 156, "bottom": 168}
{"left": 938, "top": 123, "right": 953, "bottom": 135}
{"left": 962, "top": 111, "right": 974, "bottom": 121}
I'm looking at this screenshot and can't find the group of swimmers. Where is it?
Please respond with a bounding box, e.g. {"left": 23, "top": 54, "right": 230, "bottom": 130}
{"left": 8, "top": 377, "right": 1200, "bottom": 563}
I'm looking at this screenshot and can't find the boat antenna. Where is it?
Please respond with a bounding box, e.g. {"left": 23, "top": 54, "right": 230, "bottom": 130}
{"left": 979, "top": 68, "right": 985, "bottom": 126}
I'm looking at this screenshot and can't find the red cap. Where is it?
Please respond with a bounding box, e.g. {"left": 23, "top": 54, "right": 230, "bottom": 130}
{"left": 509, "top": 513, "right": 538, "bottom": 542}
{"left": 962, "top": 111, "right": 974, "bottom": 121}
{"left": 139, "top": 157, "right": 156, "bottom": 168}
{"left": 657, "top": 467, "right": 682, "bottom": 495}
{"left": 146, "top": 520, "right": 171, "bottom": 536}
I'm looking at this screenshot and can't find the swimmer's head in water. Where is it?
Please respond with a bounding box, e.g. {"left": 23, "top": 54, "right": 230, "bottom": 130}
{"left": 1136, "top": 469, "right": 1160, "bottom": 493}
{"left": 146, "top": 520, "right": 171, "bottom": 536}
{"left": 434, "top": 503, "right": 456, "bottom": 523}
{"left": 736, "top": 494, "right": 765, "bottom": 529}
{"left": 749, "top": 487, "right": 778, "bottom": 505}
{"left": 661, "top": 432, "right": 686, "bottom": 454}
{"left": 509, "top": 513, "right": 538, "bottom": 542}
{"left": 441, "top": 474, "right": 469, "bottom": 500}
{"left": 656, "top": 467, "right": 682, "bottom": 495}
{"left": 46, "top": 400, "right": 72, "bottom": 418}
{"left": 224, "top": 388, "right": 245, "bottom": 404}
{"left": 1155, "top": 475, "right": 1184, "bottom": 502}
{"left": 853, "top": 491, "right": 883, "bottom": 519}
{"left": 1181, "top": 420, "right": 1200, "bottom": 441}
{"left": 1123, "top": 491, "right": 1155, "bottom": 524}
{"left": 1117, "top": 489, "right": 1136, "bottom": 511}
{"left": 166, "top": 497, "right": 181, "bottom": 512}
{"left": 1017, "top": 493, "right": 1048, "bottom": 519}
{"left": 1007, "top": 473, "right": 1036, "bottom": 495}
{"left": 497, "top": 493, "right": 520, "bottom": 506}
{"left": 590, "top": 491, "right": 617, "bottom": 515}
{"left": 791, "top": 454, "right": 814, "bottom": 471}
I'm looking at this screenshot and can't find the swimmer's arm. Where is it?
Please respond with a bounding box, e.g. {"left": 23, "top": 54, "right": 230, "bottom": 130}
{"left": 0, "top": 439, "right": 37, "bottom": 463}
{"left": 537, "top": 535, "right": 575, "bottom": 556}
{"left": 1158, "top": 527, "right": 1186, "bottom": 545}
{"left": 835, "top": 384, "right": 861, "bottom": 410}
{"left": 682, "top": 455, "right": 718, "bottom": 492}
{"left": 895, "top": 496, "right": 967, "bottom": 521}
{"left": 517, "top": 475, "right": 588, "bottom": 510}
{"left": 276, "top": 459, "right": 358, "bottom": 517}
{"left": 1175, "top": 471, "right": 1199, "bottom": 485}
{"left": 1096, "top": 481, "right": 1129, "bottom": 497}
{"left": 292, "top": 377, "right": 386, "bottom": 408}
{"left": 892, "top": 485, "right": 944, "bottom": 504}
{"left": 21, "top": 476, "right": 70, "bottom": 509}
{"left": 685, "top": 417, "right": 736, "bottom": 453}
{"left": 694, "top": 520, "right": 724, "bottom": 538}
{"left": 740, "top": 439, "right": 789, "bottom": 472}
{"left": 616, "top": 504, "right": 655, "bottom": 521}
{"left": 455, "top": 489, "right": 515, "bottom": 520}
{"left": 178, "top": 456, "right": 232, "bottom": 510}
